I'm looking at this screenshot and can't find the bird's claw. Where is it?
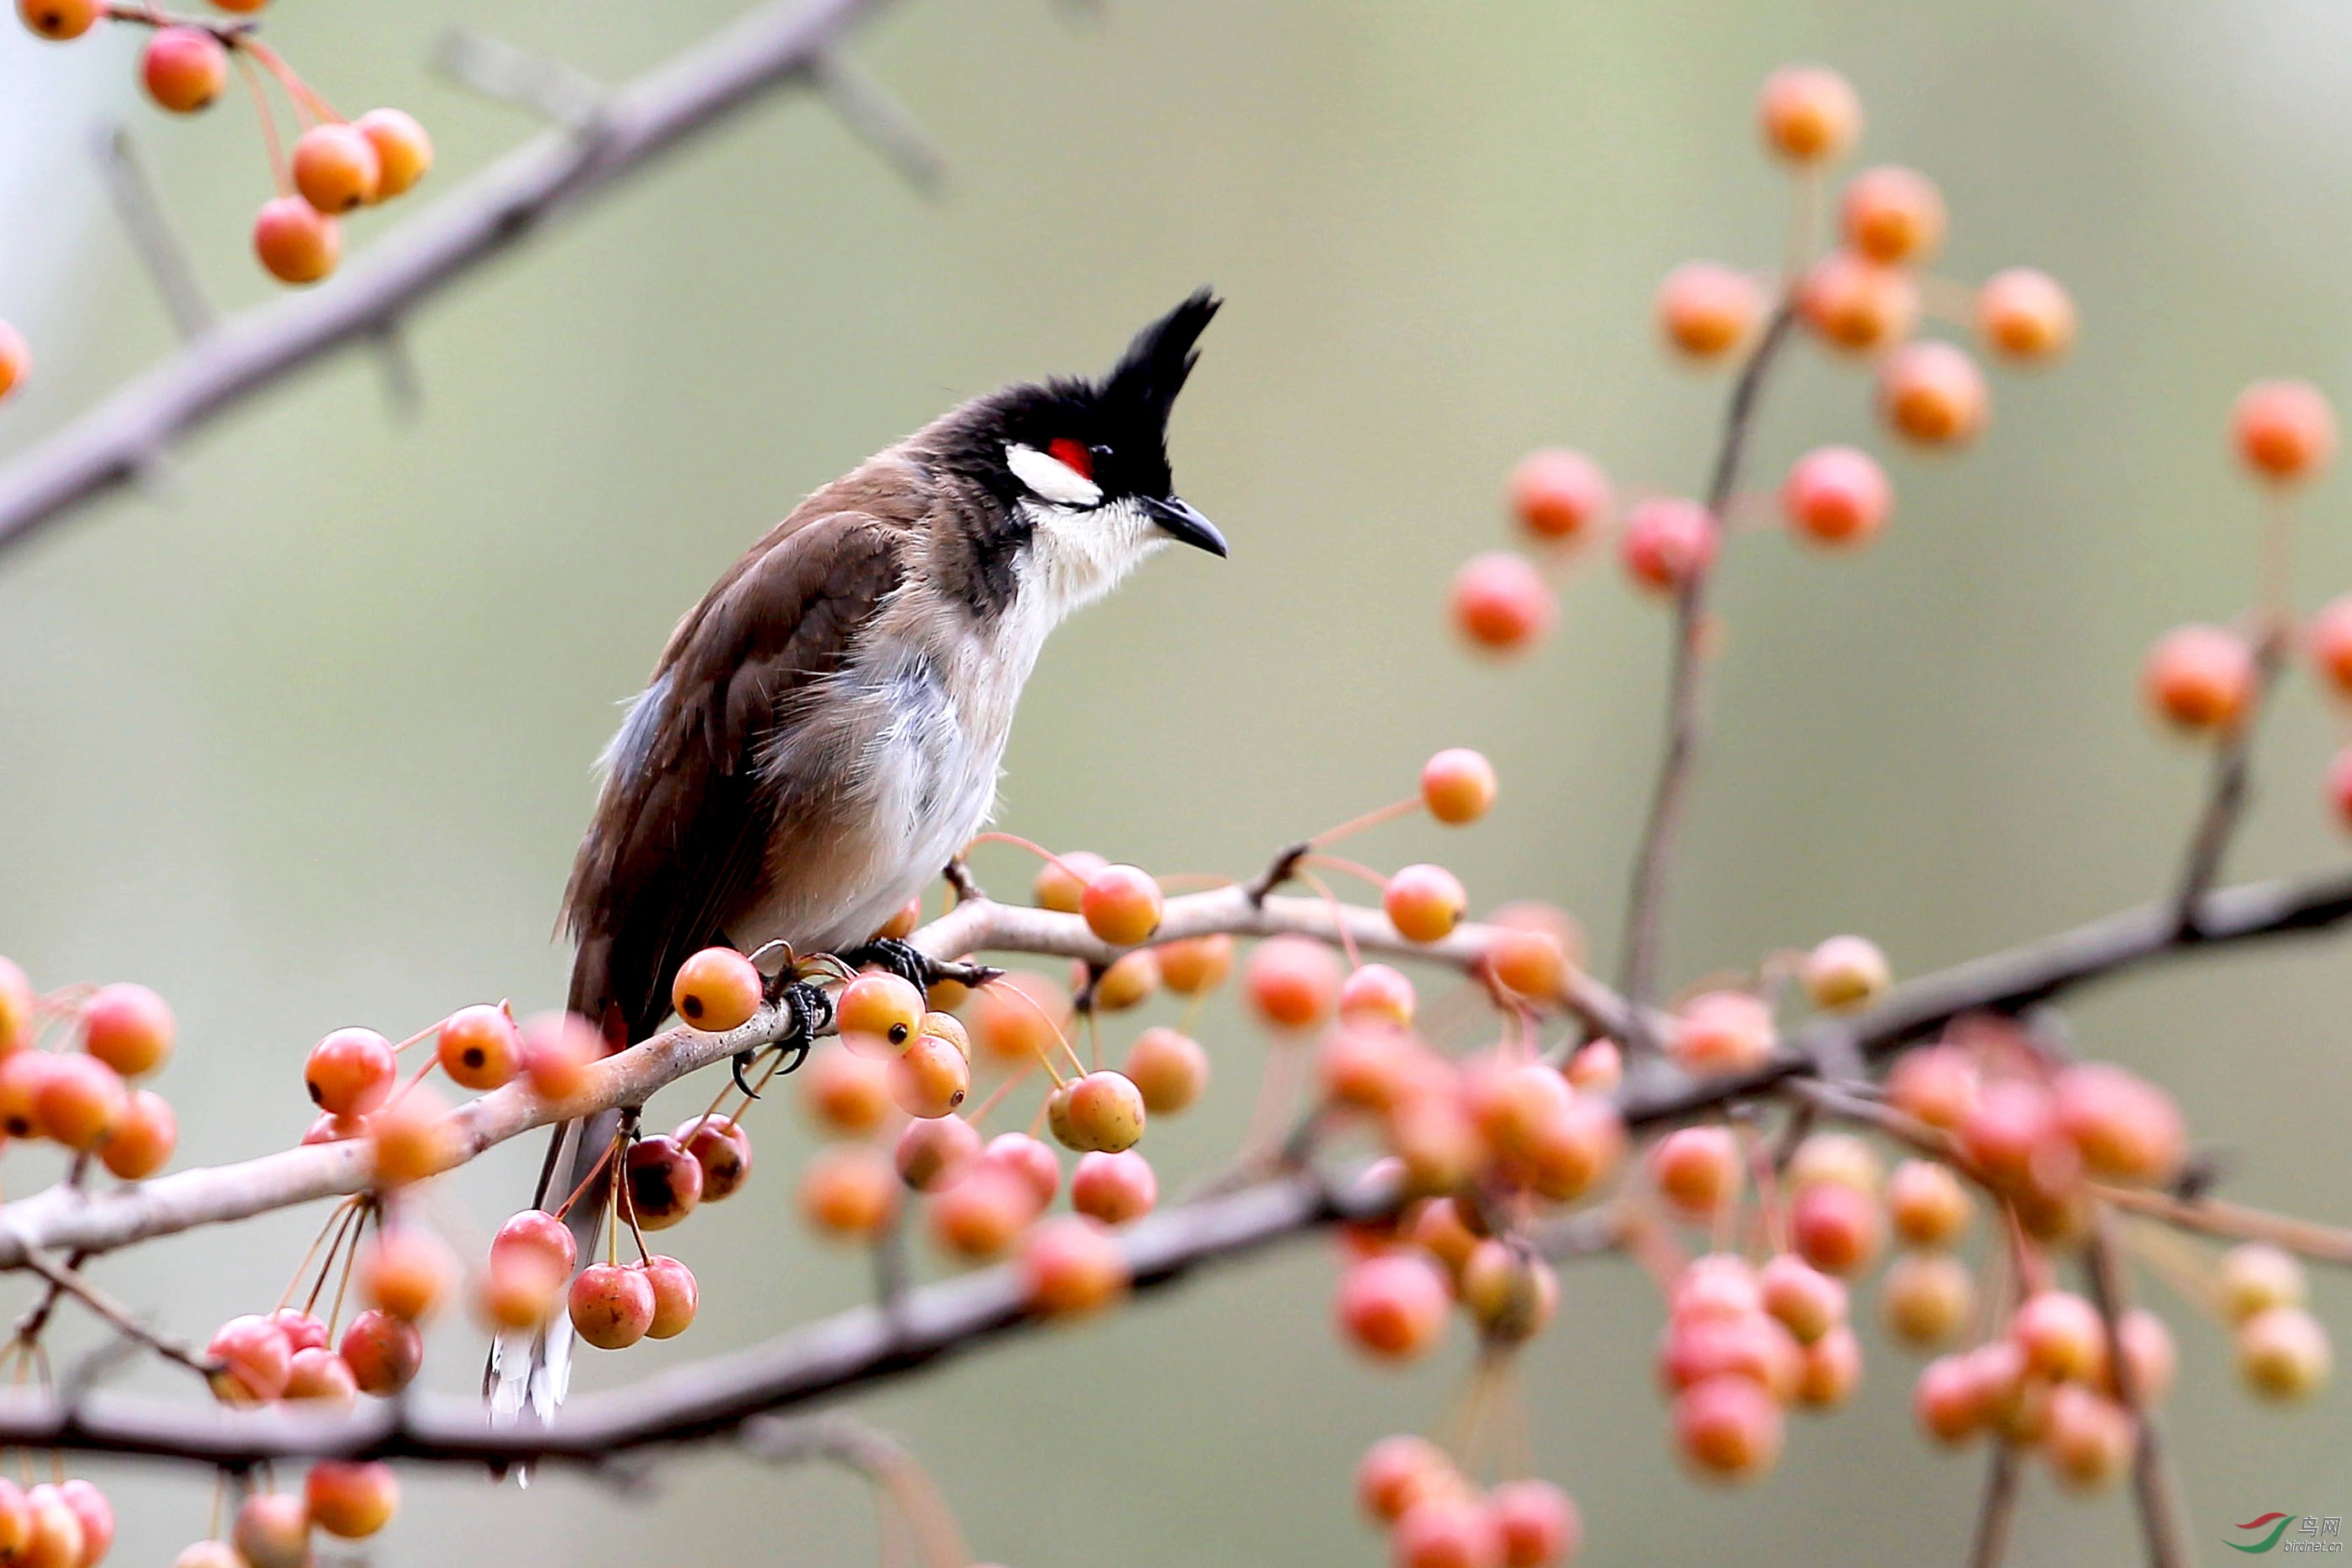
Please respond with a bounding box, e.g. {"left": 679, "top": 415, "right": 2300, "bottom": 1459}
{"left": 840, "top": 936, "right": 946, "bottom": 992}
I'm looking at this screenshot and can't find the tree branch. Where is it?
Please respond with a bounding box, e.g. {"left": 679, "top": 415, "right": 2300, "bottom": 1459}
{"left": 0, "top": 0, "right": 905, "bottom": 560}
{"left": 1618, "top": 300, "right": 1802, "bottom": 1020}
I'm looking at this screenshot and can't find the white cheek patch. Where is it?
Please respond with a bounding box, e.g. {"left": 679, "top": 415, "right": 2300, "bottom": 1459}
{"left": 1005, "top": 442, "right": 1103, "bottom": 508}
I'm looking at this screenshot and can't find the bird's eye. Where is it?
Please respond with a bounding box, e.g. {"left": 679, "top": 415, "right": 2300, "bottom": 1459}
{"left": 1046, "top": 438, "right": 1095, "bottom": 480}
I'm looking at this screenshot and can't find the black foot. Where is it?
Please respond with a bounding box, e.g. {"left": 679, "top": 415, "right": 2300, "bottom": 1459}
{"left": 750, "top": 975, "right": 830, "bottom": 1080}
{"left": 840, "top": 936, "right": 944, "bottom": 992}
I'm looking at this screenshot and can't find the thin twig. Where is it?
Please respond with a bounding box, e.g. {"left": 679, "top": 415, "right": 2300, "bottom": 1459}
{"left": 2084, "top": 1213, "right": 2191, "bottom": 1568}
{"left": 8, "top": 1244, "right": 220, "bottom": 1381}
{"left": 1618, "top": 300, "right": 1802, "bottom": 1023}
{"left": 2172, "top": 636, "right": 2285, "bottom": 928}
{"left": 2095, "top": 1184, "right": 2352, "bottom": 1266}
{"left": 808, "top": 51, "right": 947, "bottom": 195}
{"left": 1965, "top": 1444, "right": 2020, "bottom": 1568}
{"left": 0, "top": 0, "right": 907, "bottom": 560}
{"left": 95, "top": 127, "right": 217, "bottom": 341}
{"left": 432, "top": 27, "right": 608, "bottom": 129}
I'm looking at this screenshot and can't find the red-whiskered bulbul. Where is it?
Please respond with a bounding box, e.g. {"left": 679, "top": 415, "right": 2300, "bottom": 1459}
{"left": 488, "top": 291, "right": 1225, "bottom": 1425}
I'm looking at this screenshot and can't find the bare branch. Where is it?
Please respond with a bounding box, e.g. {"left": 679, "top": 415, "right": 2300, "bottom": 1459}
{"left": 1618, "top": 300, "right": 1803, "bottom": 1022}
{"left": 94, "top": 127, "right": 216, "bottom": 341}
{"left": 2084, "top": 1214, "right": 2191, "bottom": 1568}
{"left": 1965, "top": 1444, "right": 2020, "bottom": 1568}
{"left": 0, "top": 0, "right": 906, "bottom": 560}
{"left": 808, "top": 51, "right": 947, "bottom": 195}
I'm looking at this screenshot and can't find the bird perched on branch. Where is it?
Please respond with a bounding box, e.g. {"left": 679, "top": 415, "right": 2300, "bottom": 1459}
{"left": 489, "top": 290, "right": 1227, "bottom": 1428}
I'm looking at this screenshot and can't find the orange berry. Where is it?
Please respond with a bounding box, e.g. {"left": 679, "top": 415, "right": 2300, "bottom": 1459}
{"left": 1393, "top": 1495, "right": 1505, "bottom": 1568}
{"left": 17, "top": 0, "right": 100, "bottom": 40}
{"left": 643, "top": 1254, "right": 699, "bottom": 1338}
{"left": 1618, "top": 495, "right": 1717, "bottom": 594}
{"left": 206, "top": 1314, "right": 292, "bottom": 1404}
{"left": 1490, "top": 1479, "right": 1579, "bottom": 1568}
{"left": 0, "top": 957, "right": 30, "bottom": 1055}
{"left": 568, "top": 1262, "right": 655, "bottom": 1350}
{"left": 1884, "top": 1044, "right": 1977, "bottom": 1129}
{"left": 1484, "top": 927, "right": 1567, "bottom": 1002}
{"left": 292, "top": 122, "right": 381, "bottom": 214}
{"left": 1650, "top": 1125, "right": 1743, "bottom": 1219}
{"left": 970, "top": 971, "right": 1068, "bottom": 1065}
{"left": 1244, "top": 934, "right": 1344, "bottom": 1030}
{"left": 1880, "top": 1252, "right": 1973, "bottom": 1348}
{"left": 55, "top": 1479, "right": 111, "bottom": 1567}
{"left": 1034, "top": 849, "right": 1107, "bottom": 913}
{"left": 357, "top": 1226, "right": 455, "bottom": 1321}
{"left": 798, "top": 1142, "right": 898, "bottom": 1241}
{"left": 1781, "top": 446, "right": 1891, "bottom": 549}
{"left": 1657, "top": 262, "right": 1764, "bottom": 360}
{"left": 1669, "top": 990, "right": 1776, "bottom": 1075}
{"left": 2045, "top": 1384, "right": 2133, "bottom": 1490}
{"left": 1355, "top": 1435, "right": 1457, "bottom": 1526}
{"left": 339, "top": 1309, "right": 422, "bottom": 1394}
{"left": 1796, "top": 1325, "right": 1863, "bottom": 1408}
{"left": 1020, "top": 1214, "right": 1129, "bottom": 1317}
{"left": 209, "top": 0, "right": 268, "bottom": 11}
{"left": 2012, "top": 1290, "right": 2106, "bottom": 1383}
{"left": 33, "top": 1053, "right": 123, "bottom": 1150}
{"left": 354, "top": 108, "right": 431, "bottom": 198}
{"left": 367, "top": 1081, "right": 457, "bottom": 1185}
{"left": 1758, "top": 1253, "right": 1848, "bottom": 1344}
{"left": 2233, "top": 379, "right": 2336, "bottom": 484}
{"left": 436, "top": 1003, "right": 521, "bottom": 1091}
{"left": 79, "top": 981, "right": 172, "bottom": 1076}
{"left": 1508, "top": 447, "right": 1611, "bottom": 543}
{"left": 1079, "top": 862, "right": 1163, "bottom": 946}
{"left": 2306, "top": 595, "right": 2352, "bottom": 695}
{"left": 2236, "top": 1306, "right": 2332, "bottom": 1402}
{"left": 1885, "top": 1159, "right": 1972, "bottom": 1247}
{"left": 672, "top": 947, "right": 762, "bottom": 1033}
{"left": 1385, "top": 863, "right": 1468, "bottom": 944}
{"left": 229, "top": 1495, "right": 305, "bottom": 1568}
{"left": 0, "top": 1052, "right": 54, "bottom": 1138}
{"left": 1673, "top": 1373, "right": 1784, "bottom": 1481}
{"left": 1789, "top": 1181, "right": 1883, "bottom": 1276}
{"left": 142, "top": 26, "right": 226, "bottom": 113}
{"left": 1757, "top": 64, "right": 1861, "bottom": 164}
{"left": 801, "top": 1045, "right": 892, "bottom": 1136}
{"left": 886, "top": 1031, "right": 969, "bottom": 1118}
{"left": 0, "top": 322, "right": 24, "bottom": 404}
{"left": 1123, "top": 1025, "right": 1208, "bottom": 1114}
{"left": 1840, "top": 165, "right": 1944, "bottom": 264}
{"left": 1086, "top": 948, "right": 1159, "bottom": 1012}
{"left": 838, "top": 971, "right": 924, "bottom": 1052}
{"left": 1787, "top": 1130, "right": 1884, "bottom": 1194}
{"left": 2111, "top": 1308, "right": 2176, "bottom": 1405}
{"left": 306, "top": 1026, "right": 396, "bottom": 1117}
{"left": 252, "top": 195, "right": 341, "bottom": 285}
{"left": 305, "top": 1460, "right": 397, "bottom": 1539}
{"left": 100, "top": 1087, "right": 175, "bottom": 1179}
{"left": 676, "top": 1114, "right": 752, "bottom": 1199}
{"left": 1154, "top": 933, "right": 1233, "bottom": 994}
{"left": 1338, "top": 962, "right": 1417, "bottom": 1028}
{"left": 2051, "top": 1062, "right": 2183, "bottom": 1184}
{"left": 1798, "top": 250, "right": 1918, "bottom": 354}
{"left": 2142, "top": 623, "right": 2255, "bottom": 732}
{"left": 1449, "top": 551, "right": 1555, "bottom": 655}
{"left": 927, "top": 1165, "right": 1035, "bottom": 1260}
{"left": 1070, "top": 1149, "right": 1158, "bottom": 1225}
{"left": 1801, "top": 933, "right": 1891, "bottom": 1008}
{"left": 893, "top": 1114, "right": 981, "bottom": 1192}
{"left": 1521, "top": 1097, "right": 1623, "bottom": 1203}
{"left": 1335, "top": 1252, "right": 1451, "bottom": 1361}
{"left": 1879, "top": 339, "right": 1987, "bottom": 446}
{"left": 520, "top": 1009, "right": 601, "bottom": 1098}
{"left": 1062, "top": 1069, "right": 1146, "bottom": 1153}
{"left": 1460, "top": 1241, "right": 1558, "bottom": 1343}
{"left": 621, "top": 1133, "right": 702, "bottom": 1230}
{"left": 1564, "top": 1037, "right": 1620, "bottom": 1093}
{"left": 2219, "top": 1242, "right": 2306, "bottom": 1324}
{"left": 1976, "top": 268, "right": 2075, "bottom": 362}
{"left": 1421, "top": 748, "right": 1497, "bottom": 826}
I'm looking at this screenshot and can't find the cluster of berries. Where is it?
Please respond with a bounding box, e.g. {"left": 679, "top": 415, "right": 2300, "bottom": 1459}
{"left": 1448, "top": 63, "right": 2074, "bottom": 657}
{"left": 174, "top": 1461, "right": 398, "bottom": 1568}
{"left": 0, "top": 1478, "right": 113, "bottom": 1568}
{"left": 15, "top": 0, "right": 432, "bottom": 285}
{"left": 2139, "top": 381, "right": 2352, "bottom": 830}
{"left": 0, "top": 962, "right": 177, "bottom": 1177}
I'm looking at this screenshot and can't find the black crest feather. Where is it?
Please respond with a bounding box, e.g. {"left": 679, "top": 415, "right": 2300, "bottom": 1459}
{"left": 1098, "top": 288, "right": 1220, "bottom": 430}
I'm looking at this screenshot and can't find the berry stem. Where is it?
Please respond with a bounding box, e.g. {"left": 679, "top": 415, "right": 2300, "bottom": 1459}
{"left": 1306, "top": 794, "right": 1421, "bottom": 849}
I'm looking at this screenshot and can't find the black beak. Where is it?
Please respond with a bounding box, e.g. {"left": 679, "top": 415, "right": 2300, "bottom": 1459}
{"left": 1143, "top": 495, "right": 1229, "bottom": 557}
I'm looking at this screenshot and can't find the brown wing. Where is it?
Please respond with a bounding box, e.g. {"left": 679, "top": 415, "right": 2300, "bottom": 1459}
{"left": 563, "top": 508, "right": 910, "bottom": 1044}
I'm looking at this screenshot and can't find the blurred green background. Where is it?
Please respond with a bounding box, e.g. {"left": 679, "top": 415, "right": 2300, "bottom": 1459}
{"left": 1, "top": 1, "right": 2349, "bottom": 1563}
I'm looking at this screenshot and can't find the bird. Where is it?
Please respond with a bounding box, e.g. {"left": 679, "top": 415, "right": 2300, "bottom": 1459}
{"left": 487, "top": 289, "right": 1227, "bottom": 1429}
